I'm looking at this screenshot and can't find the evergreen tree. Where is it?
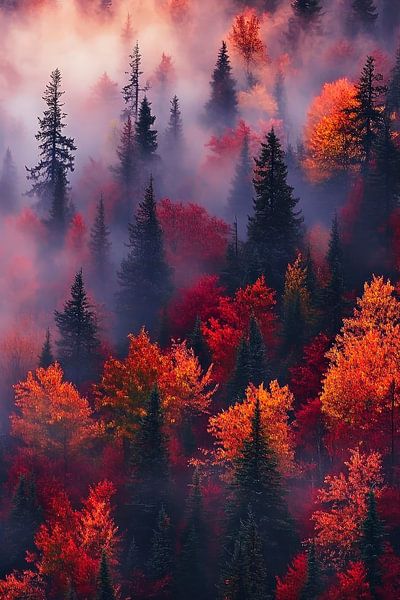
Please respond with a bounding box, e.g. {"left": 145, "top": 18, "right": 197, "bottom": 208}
{"left": 54, "top": 269, "right": 100, "bottom": 384}
{"left": 345, "top": 56, "right": 386, "bottom": 166}
{"left": 205, "top": 41, "right": 238, "bottom": 130}
{"left": 324, "top": 215, "right": 345, "bottom": 333}
{"left": 165, "top": 95, "right": 183, "bottom": 151}
{"left": 226, "top": 133, "right": 254, "bottom": 238}
{"left": 188, "top": 316, "right": 211, "bottom": 370}
{"left": 47, "top": 161, "right": 69, "bottom": 234}
{"left": 248, "top": 316, "right": 270, "bottom": 386}
{"left": 292, "top": 0, "right": 322, "bottom": 24}
{"left": 300, "top": 542, "right": 320, "bottom": 600}
{"left": 96, "top": 551, "right": 116, "bottom": 600}
{"left": 0, "top": 148, "right": 18, "bottom": 212}
{"left": 148, "top": 505, "right": 173, "bottom": 580}
{"left": 387, "top": 46, "right": 400, "bottom": 116}
{"left": 117, "top": 178, "right": 172, "bottom": 336}
{"left": 135, "top": 96, "right": 158, "bottom": 162}
{"left": 6, "top": 475, "right": 41, "bottom": 569}
{"left": 90, "top": 194, "right": 112, "bottom": 279}
{"left": 359, "top": 490, "right": 384, "bottom": 596}
{"left": 350, "top": 0, "right": 378, "bottom": 32}
{"left": 27, "top": 69, "right": 76, "bottom": 214}
{"left": 247, "top": 128, "right": 303, "bottom": 289}
{"left": 112, "top": 115, "right": 137, "bottom": 219}
{"left": 229, "top": 394, "right": 297, "bottom": 575}
{"left": 122, "top": 42, "right": 146, "bottom": 121}
{"left": 274, "top": 70, "right": 287, "bottom": 121}
{"left": 38, "top": 328, "right": 54, "bottom": 368}
{"left": 220, "top": 508, "right": 268, "bottom": 600}
{"left": 228, "top": 337, "right": 250, "bottom": 404}
{"left": 125, "top": 535, "right": 138, "bottom": 574}
{"left": 220, "top": 224, "right": 245, "bottom": 295}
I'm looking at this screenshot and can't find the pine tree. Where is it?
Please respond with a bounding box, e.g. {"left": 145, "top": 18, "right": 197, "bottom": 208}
{"left": 229, "top": 394, "right": 297, "bottom": 574}
{"left": 26, "top": 69, "right": 76, "bottom": 215}
{"left": 0, "top": 148, "right": 18, "bottom": 212}
{"left": 292, "top": 0, "right": 322, "bottom": 25}
{"left": 165, "top": 95, "right": 183, "bottom": 151}
{"left": 148, "top": 505, "right": 173, "bottom": 580}
{"left": 300, "top": 542, "right": 320, "bottom": 600}
{"left": 205, "top": 41, "right": 238, "bottom": 130}
{"left": 345, "top": 56, "right": 386, "bottom": 166}
{"left": 350, "top": 0, "right": 378, "bottom": 32}
{"left": 324, "top": 215, "right": 345, "bottom": 333}
{"left": 135, "top": 96, "right": 158, "bottom": 162}
{"left": 248, "top": 316, "right": 270, "bottom": 386}
{"left": 188, "top": 316, "right": 211, "bottom": 370}
{"left": 228, "top": 337, "right": 250, "bottom": 404}
{"left": 47, "top": 161, "right": 69, "bottom": 234}
{"left": 112, "top": 115, "right": 138, "bottom": 219}
{"left": 220, "top": 222, "right": 245, "bottom": 295}
{"left": 359, "top": 490, "right": 384, "bottom": 596}
{"left": 38, "top": 328, "right": 54, "bottom": 368}
{"left": 90, "top": 194, "right": 112, "bottom": 279}
{"left": 387, "top": 46, "right": 400, "bottom": 115}
{"left": 6, "top": 475, "right": 41, "bottom": 569}
{"left": 226, "top": 133, "right": 253, "bottom": 238}
{"left": 122, "top": 42, "right": 146, "bottom": 121}
{"left": 54, "top": 269, "right": 100, "bottom": 384}
{"left": 220, "top": 508, "right": 268, "bottom": 600}
{"left": 247, "top": 128, "right": 303, "bottom": 289}
{"left": 96, "top": 551, "right": 116, "bottom": 600}
{"left": 117, "top": 178, "right": 172, "bottom": 336}
{"left": 125, "top": 535, "right": 138, "bottom": 574}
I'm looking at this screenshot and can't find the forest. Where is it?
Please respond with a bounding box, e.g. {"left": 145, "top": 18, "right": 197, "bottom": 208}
{"left": 0, "top": 0, "right": 400, "bottom": 598}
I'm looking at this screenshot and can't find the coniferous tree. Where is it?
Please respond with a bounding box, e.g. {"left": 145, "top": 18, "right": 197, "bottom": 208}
{"left": 205, "top": 41, "right": 238, "bottom": 130}
{"left": 247, "top": 128, "right": 303, "bottom": 289}
{"left": 221, "top": 235, "right": 245, "bottom": 295}
{"left": 148, "top": 505, "right": 173, "bottom": 581}
{"left": 0, "top": 148, "right": 18, "bottom": 212}
{"left": 345, "top": 56, "right": 386, "bottom": 167}
{"left": 96, "top": 551, "right": 116, "bottom": 600}
{"left": 90, "top": 194, "right": 112, "bottom": 280}
{"left": 229, "top": 394, "right": 297, "bottom": 575}
{"left": 226, "top": 133, "right": 253, "bottom": 238}
{"left": 228, "top": 337, "right": 250, "bottom": 404}
{"left": 274, "top": 70, "right": 287, "bottom": 122}
{"left": 123, "top": 42, "right": 146, "bottom": 121}
{"left": 125, "top": 535, "right": 138, "bottom": 575}
{"left": 112, "top": 115, "right": 138, "bottom": 219}
{"left": 188, "top": 316, "right": 211, "bottom": 370}
{"left": 387, "top": 46, "right": 400, "bottom": 116}
{"left": 38, "top": 328, "right": 54, "bottom": 368}
{"left": 135, "top": 96, "right": 158, "bottom": 162}
{"left": 47, "top": 161, "right": 69, "bottom": 234}
{"left": 300, "top": 542, "right": 320, "bottom": 600}
{"left": 117, "top": 178, "right": 172, "bottom": 336}
{"left": 164, "top": 95, "right": 183, "bottom": 151}
{"left": 350, "top": 0, "right": 378, "bottom": 32}
{"left": 324, "top": 215, "right": 345, "bottom": 333}
{"left": 27, "top": 69, "right": 76, "bottom": 215}
{"left": 220, "top": 508, "right": 268, "bottom": 600}
{"left": 248, "top": 316, "right": 270, "bottom": 386}
{"left": 292, "top": 0, "right": 322, "bottom": 25}
{"left": 54, "top": 269, "right": 100, "bottom": 384}
{"left": 359, "top": 490, "right": 384, "bottom": 596}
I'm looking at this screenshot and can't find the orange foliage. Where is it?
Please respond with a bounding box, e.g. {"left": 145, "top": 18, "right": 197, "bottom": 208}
{"left": 208, "top": 381, "right": 295, "bottom": 475}
{"left": 312, "top": 447, "right": 383, "bottom": 567}
{"left": 321, "top": 277, "right": 400, "bottom": 449}
{"left": 303, "top": 78, "right": 360, "bottom": 183}
{"left": 0, "top": 570, "right": 46, "bottom": 600}
{"left": 11, "top": 364, "right": 100, "bottom": 462}
{"left": 202, "top": 276, "right": 278, "bottom": 382}
{"left": 229, "top": 10, "right": 266, "bottom": 73}
{"left": 96, "top": 329, "right": 216, "bottom": 439}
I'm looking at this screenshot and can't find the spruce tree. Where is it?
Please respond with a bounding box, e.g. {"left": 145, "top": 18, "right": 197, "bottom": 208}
{"left": 148, "top": 505, "right": 173, "bottom": 580}
{"left": 229, "top": 394, "right": 296, "bottom": 575}
{"left": 38, "top": 328, "right": 54, "bottom": 368}
{"left": 350, "top": 0, "right": 378, "bottom": 32}
{"left": 220, "top": 508, "right": 268, "bottom": 600}
{"left": 122, "top": 42, "right": 146, "bottom": 121}
{"left": 96, "top": 551, "right": 116, "bottom": 600}
{"left": 359, "top": 490, "right": 384, "bottom": 596}
{"left": 7, "top": 475, "right": 41, "bottom": 569}
{"left": 292, "top": 0, "right": 322, "bottom": 25}
{"left": 387, "top": 46, "right": 400, "bottom": 115}
{"left": 27, "top": 69, "right": 76, "bottom": 215}
{"left": 165, "top": 95, "right": 183, "bottom": 151}
{"left": 112, "top": 115, "right": 137, "bottom": 219}
{"left": 0, "top": 148, "right": 18, "bottom": 212}
{"left": 228, "top": 337, "right": 250, "bottom": 405}
{"left": 248, "top": 316, "right": 270, "bottom": 386}
{"left": 135, "top": 96, "right": 158, "bottom": 162}
{"left": 205, "top": 41, "right": 238, "bottom": 130}
{"left": 300, "top": 542, "right": 320, "bottom": 600}
{"left": 90, "top": 194, "right": 112, "bottom": 280}
{"left": 247, "top": 128, "right": 303, "bottom": 289}
{"left": 188, "top": 316, "right": 211, "bottom": 370}
{"left": 117, "top": 177, "right": 172, "bottom": 336}
{"left": 47, "top": 161, "right": 69, "bottom": 234}
{"left": 226, "top": 133, "right": 254, "bottom": 238}
{"left": 345, "top": 56, "right": 386, "bottom": 167}
{"left": 54, "top": 269, "right": 100, "bottom": 384}
{"left": 324, "top": 215, "right": 345, "bottom": 333}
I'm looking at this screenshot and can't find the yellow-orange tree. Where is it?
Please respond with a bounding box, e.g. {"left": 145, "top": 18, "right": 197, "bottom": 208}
{"left": 321, "top": 277, "right": 400, "bottom": 453}
{"left": 208, "top": 381, "right": 295, "bottom": 476}
{"left": 312, "top": 447, "right": 383, "bottom": 568}
{"left": 303, "top": 78, "right": 361, "bottom": 183}
{"left": 95, "top": 329, "right": 216, "bottom": 440}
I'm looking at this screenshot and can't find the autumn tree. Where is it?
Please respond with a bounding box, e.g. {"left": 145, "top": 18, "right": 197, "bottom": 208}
{"left": 229, "top": 11, "right": 266, "bottom": 86}
{"left": 26, "top": 69, "right": 76, "bottom": 222}
{"left": 55, "top": 269, "right": 100, "bottom": 384}
{"left": 205, "top": 41, "right": 238, "bottom": 130}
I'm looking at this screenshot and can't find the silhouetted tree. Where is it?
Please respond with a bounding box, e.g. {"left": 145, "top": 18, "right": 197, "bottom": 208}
{"left": 96, "top": 550, "right": 116, "bottom": 600}
{"left": 90, "top": 194, "right": 112, "bottom": 280}
{"left": 205, "top": 41, "right": 238, "bottom": 130}
{"left": 123, "top": 42, "right": 147, "bottom": 121}
{"left": 0, "top": 148, "right": 18, "bottom": 212}
{"left": 135, "top": 96, "right": 158, "bottom": 162}
{"left": 38, "top": 328, "right": 54, "bottom": 368}
{"left": 227, "top": 133, "right": 253, "bottom": 238}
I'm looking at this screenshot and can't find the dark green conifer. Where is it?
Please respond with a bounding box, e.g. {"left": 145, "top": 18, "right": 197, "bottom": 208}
{"left": 96, "top": 551, "right": 116, "bottom": 600}
{"left": 360, "top": 490, "right": 384, "bottom": 597}
{"left": 205, "top": 41, "right": 238, "bottom": 130}
{"left": 300, "top": 542, "right": 320, "bottom": 600}
{"left": 350, "top": 0, "right": 378, "bottom": 32}
{"left": 90, "top": 194, "right": 112, "bottom": 280}
{"left": 38, "top": 328, "right": 54, "bottom": 368}
{"left": 135, "top": 96, "right": 158, "bottom": 162}
{"left": 248, "top": 316, "right": 270, "bottom": 386}
{"left": 324, "top": 215, "right": 345, "bottom": 333}
{"left": 226, "top": 133, "right": 253, "bottom": 238}
{"left": 148, "top": 505, "right": 173, "bottom": 580}
{"left": 188, "top": 316, "right": 210, "bottom": 370}
{"left": 228, "top": 337, "right": 250, "bottom": 404}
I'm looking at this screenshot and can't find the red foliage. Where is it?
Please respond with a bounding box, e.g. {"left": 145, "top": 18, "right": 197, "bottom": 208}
{"left": 276, "top": 553, "right": 307, "bottom": 600}
{"left": 289, "top": 333, "right": 331, "bottom": 405}
{"left": 205, "top": 119, "right": 260, "bottom": 168}
{"left": 322, "top": 562, "right": 372, "bottom": 599}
